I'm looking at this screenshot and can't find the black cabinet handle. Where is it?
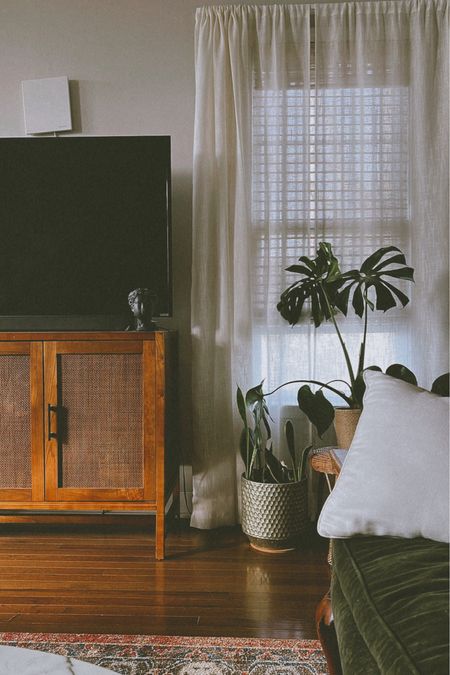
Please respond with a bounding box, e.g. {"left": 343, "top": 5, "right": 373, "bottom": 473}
{"left": 48, "top": 404, "right": 58, "bottom": 441}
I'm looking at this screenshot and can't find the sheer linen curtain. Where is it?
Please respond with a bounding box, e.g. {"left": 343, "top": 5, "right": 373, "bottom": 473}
{"left": 191, "top": 5, "right": 311, "bottom": 528}
{"left": 191, "top": 1, "right": 449, "bottom": 529}
{"left": 314, "top": 0, "right": 449, "bottom": 389}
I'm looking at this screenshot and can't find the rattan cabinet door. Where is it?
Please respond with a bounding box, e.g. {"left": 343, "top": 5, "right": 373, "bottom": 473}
{"left": 44, "top": 341, "right": 155, "bottom": 502}
{"left": 0, "top": 342, "right": 44, "bottom": 502}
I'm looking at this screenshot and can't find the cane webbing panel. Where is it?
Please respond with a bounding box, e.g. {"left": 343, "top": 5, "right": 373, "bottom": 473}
{"left": 0, "top": 354, "right": 32, "bottom": 488}
{"left": 59, "top": 353, "right": 144, "bottom": 489}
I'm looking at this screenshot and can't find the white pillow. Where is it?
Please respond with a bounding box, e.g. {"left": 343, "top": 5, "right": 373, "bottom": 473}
{"left": 318, "top": 370, "right": 449, "bottom": 543}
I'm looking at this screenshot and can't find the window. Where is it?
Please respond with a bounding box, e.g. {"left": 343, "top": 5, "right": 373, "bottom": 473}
{"left": 250, "top": 53, "right": 411, "bottom": 400}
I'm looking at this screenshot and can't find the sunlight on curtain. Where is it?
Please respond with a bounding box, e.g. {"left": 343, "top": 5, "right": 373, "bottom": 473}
{"left": 191, "top": 5, "right": 310, "bottom": 528}
{"left": 314, "top": 0, "right": 448, "bottom": 389}
{"left": 191, "top": 1, "right": 449, "bottom": 529}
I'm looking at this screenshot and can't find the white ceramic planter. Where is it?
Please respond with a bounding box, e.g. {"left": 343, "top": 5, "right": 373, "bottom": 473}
{"left": 241, "top": 476, "right": 308, "bottom": 552}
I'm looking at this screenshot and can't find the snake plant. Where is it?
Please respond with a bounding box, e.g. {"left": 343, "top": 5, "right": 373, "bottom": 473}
{"left": 237, "top": 383, "right": 311, "bottom": 483}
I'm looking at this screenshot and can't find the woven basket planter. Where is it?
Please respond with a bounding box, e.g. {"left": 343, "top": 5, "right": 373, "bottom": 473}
{"left": 334, "top": 408, "right": 362, "bottom": 449}
{"left": 241, "top": 475, "right": 308, "bottom": 553}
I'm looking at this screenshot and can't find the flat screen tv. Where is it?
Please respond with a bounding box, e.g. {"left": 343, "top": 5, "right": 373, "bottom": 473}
{"left": 0, "top": 136, "right": 171, "bottom": 330}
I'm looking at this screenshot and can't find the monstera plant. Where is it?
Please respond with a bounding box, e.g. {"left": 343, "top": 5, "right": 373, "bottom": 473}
{"left": 273, "top": 242, "right": 417, "bottom": 436}
{"left": 272, "top": 241, "right": 449, "bottom": 436}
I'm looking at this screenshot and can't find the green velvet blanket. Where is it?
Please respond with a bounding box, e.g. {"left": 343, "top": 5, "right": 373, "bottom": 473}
{"left": 331, "top": 537, "right": 449, "bottom": 675}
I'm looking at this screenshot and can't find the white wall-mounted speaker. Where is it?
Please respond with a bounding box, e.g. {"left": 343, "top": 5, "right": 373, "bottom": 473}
{"left": 22, "top": 76, "right": 72, "bottom": 134}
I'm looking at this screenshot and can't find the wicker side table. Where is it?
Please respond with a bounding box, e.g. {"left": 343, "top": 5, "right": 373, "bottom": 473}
{"left": 311, "top": 447, "right": 347, "bottom": 675}
{"left": 310, "top": 446, "right": 346, "bottom": 474}
{"left": 310, "top": 447, "right": 347, "bottom": 564}
{"left": 310, "top": 446, "right": 346, "bottom": 492}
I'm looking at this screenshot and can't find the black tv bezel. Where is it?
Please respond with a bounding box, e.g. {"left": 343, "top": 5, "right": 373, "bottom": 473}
{"left": 0, "top": 135, "right": 172, "bottom": 331}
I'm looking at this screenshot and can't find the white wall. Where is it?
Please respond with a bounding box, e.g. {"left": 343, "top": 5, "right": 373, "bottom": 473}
{"left": 1, "top": 0, "right": 205, "bottom": 457}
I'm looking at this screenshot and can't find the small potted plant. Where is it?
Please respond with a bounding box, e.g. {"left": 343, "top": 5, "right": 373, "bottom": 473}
{"left": 237, "top": 383, "right": 311, "bottom": 552}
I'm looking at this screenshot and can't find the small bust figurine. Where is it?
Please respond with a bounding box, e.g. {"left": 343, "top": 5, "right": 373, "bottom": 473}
{"left": 126, "top": 288, "right": 157, "bottom": 331}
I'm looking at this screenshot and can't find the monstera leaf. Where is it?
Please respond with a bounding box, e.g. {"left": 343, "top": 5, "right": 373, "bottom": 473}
{"left": 354, "top": 364, "right": 417, "bottom": 404}
{"left": 277, "top": 242, "right": 342, "bottom": 327}
{"left": 335, "top": 246, "right": 414, "bottom": 318}
{"left": 297, "top": 385, "right": 335, "bottom": 437}
{"left": 431, "top": 373, "right": 450, "bottom": 397}
{"left": 385, "top": 363, "right": 417, "bottom": 386}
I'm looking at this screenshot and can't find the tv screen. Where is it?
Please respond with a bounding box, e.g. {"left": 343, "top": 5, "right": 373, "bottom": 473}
{"left": 0, "top": 136, "right": 171, "bottom": 329}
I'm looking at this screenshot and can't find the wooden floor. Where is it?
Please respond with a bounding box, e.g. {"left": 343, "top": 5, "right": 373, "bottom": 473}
{"left": 0, "top": 519, "right": 330, "bottom": 639}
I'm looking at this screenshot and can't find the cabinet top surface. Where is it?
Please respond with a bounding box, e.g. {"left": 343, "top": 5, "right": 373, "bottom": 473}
{"left": 0, "top": 330, "right": 172, "bottom": 341}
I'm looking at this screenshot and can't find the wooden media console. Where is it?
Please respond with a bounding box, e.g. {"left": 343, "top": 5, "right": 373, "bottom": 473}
{"left": 0, "top": 330, "right": 178, "bottom": 560}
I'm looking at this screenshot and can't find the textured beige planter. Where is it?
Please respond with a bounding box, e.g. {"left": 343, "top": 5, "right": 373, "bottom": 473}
{"left": 241, "top": 475, "right": 308, "bottom": 553}
{"left": 334, "top": 408, "right": 362, "bottom": 449}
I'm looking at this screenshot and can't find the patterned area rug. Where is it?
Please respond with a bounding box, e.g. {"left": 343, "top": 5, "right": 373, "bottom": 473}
{"left": 0, "top": 632, "right": 328, "bottom": 674}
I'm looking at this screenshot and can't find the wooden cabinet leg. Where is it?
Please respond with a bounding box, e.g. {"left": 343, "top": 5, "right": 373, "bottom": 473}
{"left": 316, "top": 591, "right": 342, "bottom": 675}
